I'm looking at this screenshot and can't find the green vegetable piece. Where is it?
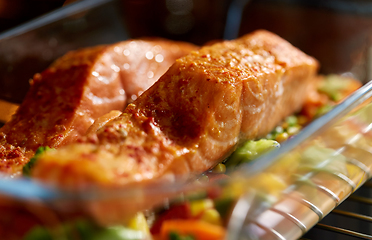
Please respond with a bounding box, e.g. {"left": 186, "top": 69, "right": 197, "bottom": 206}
{"left": 267, "top": 125, "right": 286, "bottom": 140}
{"left": 273, "top": 126, "right": 284, "bottom": 134}
{"left": 92, "top": 226, "right": 145, "bottom": 240}
{"left": 22, "top": 146, "right": 52, "bottom": 177}
{"left": 73, "top": 219, "right": 97, "bottom": 239}
{"left": 285, "top": 115, "right": 298, "bottom": 127}
{"left": 315, "top": 104, "right": 333, "bottom": 117}
{"left": 35, "top": 146, "right": 51, "bottom": 155}
{"left": 226, "top": 139, "right": 280, "bottom": 168}
{"left": 23, "top": 219, "right": 96, "bottom": 240}
{"left": 169, "top": 231, "right": 195, "bottom": 240}
{"left": 318, "top": 74, "right": 348, "bottom": 100}
{"left": 214, "top": 197, "right": 235, "bottom": 220}
{"left": 23, "top": 226, "right": 53, "bottom": 240}
{"left": 265, "top": 133, "right": 274, "bottom": 140}
{"left": 329, "top": 92, "right": 342, "bottom": 101}
{"left": 23, "top": 219, "right": 146, "bottom": 240}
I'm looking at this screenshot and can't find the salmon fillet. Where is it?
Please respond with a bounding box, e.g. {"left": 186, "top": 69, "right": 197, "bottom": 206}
{"left": 32, "top": 30, "right": 319, "bottom": 187}
{"left": 0, "top": 38, "right": 197, "bottom": 176}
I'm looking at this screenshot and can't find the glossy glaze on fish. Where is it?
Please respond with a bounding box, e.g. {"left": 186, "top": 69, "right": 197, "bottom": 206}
{"left": 0, "top": 39, "right": 197, "bottom": 176}
{"left": 32, "top": 30, "right": 319, "bottom": 187}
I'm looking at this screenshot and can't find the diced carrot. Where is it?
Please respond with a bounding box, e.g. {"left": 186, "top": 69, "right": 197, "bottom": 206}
{"left": 301, "top": 88, "right": 329, "bottom": 120}
{"left": 151, "top": 203, "right": 192, "bottom": 235}
{"left": 160, "top": 219, "right": 226, "bottom": 240}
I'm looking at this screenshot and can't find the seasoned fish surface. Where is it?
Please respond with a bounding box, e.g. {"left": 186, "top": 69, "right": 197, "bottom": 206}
{"left": 32, "top": 30, "right": 318, "bottom": 187}
{"left": 0, "top": 39, "right": 197, "bottom": 176}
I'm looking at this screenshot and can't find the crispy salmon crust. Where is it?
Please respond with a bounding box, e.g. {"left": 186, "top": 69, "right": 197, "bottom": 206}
{"left": 0, "top": 39, "right": 197, "bottom": 176}
{"left": 32, "top": 30, "right": 319, "bottom": 187}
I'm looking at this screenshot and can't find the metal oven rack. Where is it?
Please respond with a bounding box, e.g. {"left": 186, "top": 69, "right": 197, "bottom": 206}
{"left": 303, "top": 181, "right": 372, "bottom": 240}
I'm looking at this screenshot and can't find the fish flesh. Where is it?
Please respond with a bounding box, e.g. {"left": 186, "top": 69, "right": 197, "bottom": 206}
{"left": 32, "top": 30, "right": 319, "bottom": 188}
{"left": 0, "top": 38, "right": 197, "bottom": 176}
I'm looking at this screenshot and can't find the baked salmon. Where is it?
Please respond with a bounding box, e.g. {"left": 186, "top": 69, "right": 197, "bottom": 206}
{"left": 0, "top": 38, "right": 197, "bottom": 176}
{"left": 31, "top": 30, "right": 319, "bottom": 188}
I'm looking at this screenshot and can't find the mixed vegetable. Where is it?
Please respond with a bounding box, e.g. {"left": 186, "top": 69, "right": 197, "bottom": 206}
{"left": 17, "top": 75, "right": 361, "bottom": 240}
{"left": 22, "top": 147, "right": 52, "bottom": 177}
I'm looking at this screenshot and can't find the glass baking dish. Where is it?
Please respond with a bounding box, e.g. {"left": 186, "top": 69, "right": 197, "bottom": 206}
{"left": 1, "top": 0, "right": 372, "bottom": 239}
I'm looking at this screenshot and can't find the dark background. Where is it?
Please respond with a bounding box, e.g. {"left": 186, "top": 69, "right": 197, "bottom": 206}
{"left": 0, "top": 0, "right": 67, "bottom": 33}
{"left": 1, "top": 0, "right": 372, "bottom": 102}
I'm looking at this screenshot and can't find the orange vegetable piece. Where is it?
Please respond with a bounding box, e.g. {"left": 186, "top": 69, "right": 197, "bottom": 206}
{"left": 160, "top": 219, "right": 226, "bottom": 240}
{"left": 150, "top": 203, "right": 192, "bottom": 235}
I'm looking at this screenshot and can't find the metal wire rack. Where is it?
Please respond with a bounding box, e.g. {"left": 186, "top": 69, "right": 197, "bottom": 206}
{"left": 303, "top": 180, "right": 372, "bottom": 240}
